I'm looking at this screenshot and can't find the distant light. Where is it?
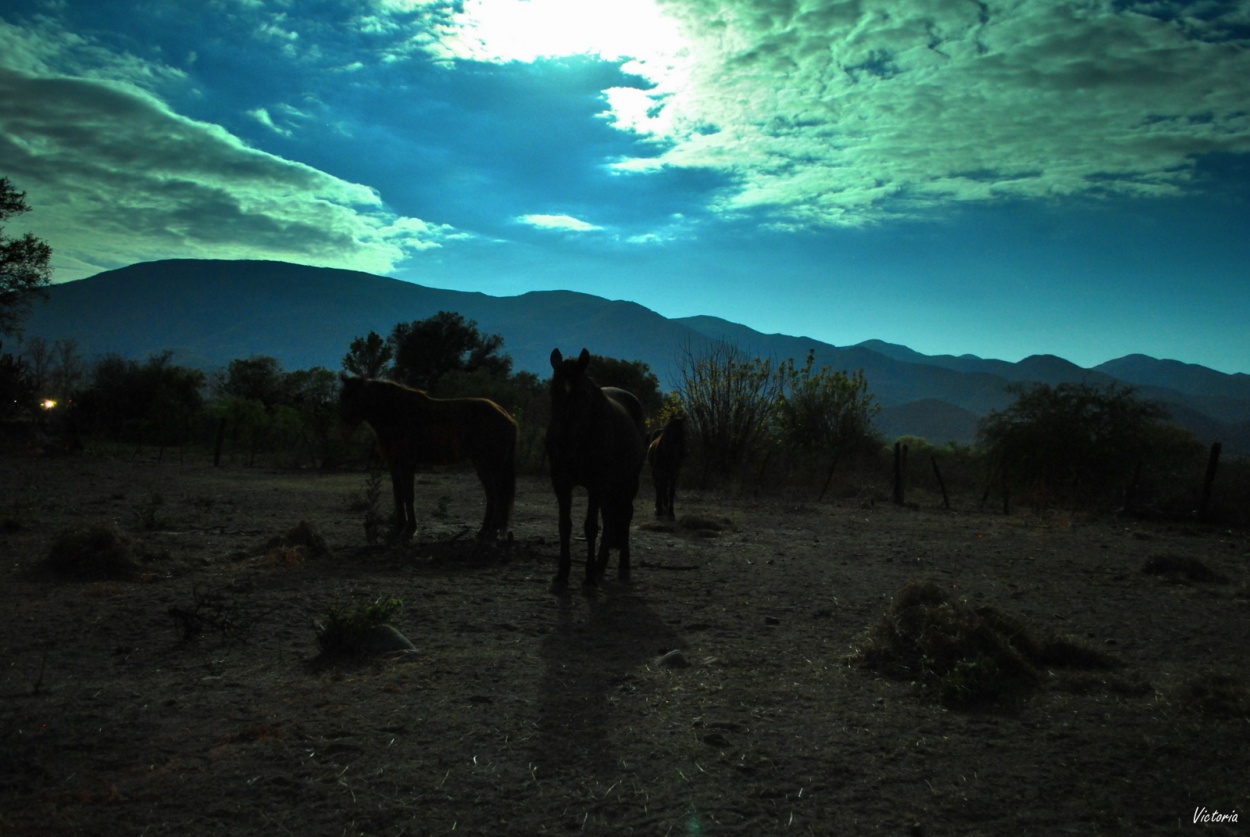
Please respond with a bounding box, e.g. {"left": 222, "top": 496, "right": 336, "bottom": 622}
{"left": 41, "top": 399, "right": 57, "bottom": 410}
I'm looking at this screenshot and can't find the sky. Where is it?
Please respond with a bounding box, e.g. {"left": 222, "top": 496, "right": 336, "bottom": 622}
{"left": 2, "top": 0, "right": 1248, "bottom": 374}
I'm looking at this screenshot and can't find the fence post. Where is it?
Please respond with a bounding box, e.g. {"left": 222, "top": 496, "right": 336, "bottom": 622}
{"left": 931, "top": 455, "right": 950, "bottom": 509}
{"left": 893, "top": 442, "right": 907, "bottom": 505}
{"left": 1001, "top": 459, "right": 1010, "bottom": 515}
{"left": 1198, "top": 441, "right": 1221, "bottom": 522}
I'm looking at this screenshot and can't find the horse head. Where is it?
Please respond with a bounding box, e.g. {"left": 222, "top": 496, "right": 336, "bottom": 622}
{"left": 548, "top": 348, "right": 599, "bottom": 435}
{"left": 337, "top": 373, "right": 369, "bottom": 428}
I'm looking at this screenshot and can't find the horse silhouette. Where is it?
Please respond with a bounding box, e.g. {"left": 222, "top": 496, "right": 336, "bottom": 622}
{"left": 338, "top": 374, "right": 516, "bottom": 543}
{"left": 545, "top": 348, "right": 647, "bottom": 588}
{"left": 648, "top": 415, "right": 687, "bottom": 520}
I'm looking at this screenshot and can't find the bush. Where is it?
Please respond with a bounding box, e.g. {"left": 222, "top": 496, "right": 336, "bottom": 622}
{"left": 977, "top": 381, "right": 1180, "bottom": 509}
{"left": 42, "top": 523, "right": 144, "bottom": 579}
{"left": 672, "top": 340, "right": 786, "bottom": 481}
{"left": 315, "top": 598, "right": 408, "bottom": 658}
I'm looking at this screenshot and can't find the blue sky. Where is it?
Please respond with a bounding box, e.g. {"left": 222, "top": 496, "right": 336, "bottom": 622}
{"left": 2, "top": 0, "right": 1248, "bottom": 374}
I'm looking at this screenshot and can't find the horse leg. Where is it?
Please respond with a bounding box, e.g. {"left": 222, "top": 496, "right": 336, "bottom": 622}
{"left": 399, "top": 467, "right": 417, "bottom": 540}
{"left": 472, "top": 460, "right": 496, "bottom": 541}
{"left": 665, "top": 472, "right": 677, "bottom": 521}
{"left": 388, "top": 468, "right": 410, "bottom": 543}
{"left": 617, "top": 497, "right": 635, "bottom": 582}
{"left": 553, "top": 483, "right": 574, "bottom": 589}
{"left": 583, "top": 493, "right": 601, "bottom": 586}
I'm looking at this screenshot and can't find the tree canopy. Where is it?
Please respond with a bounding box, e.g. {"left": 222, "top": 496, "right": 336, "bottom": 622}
{"left": 0, "top": 178, "right": 53, "bottom": 336}
{"left": 387, "top": 311, "right": 512, "bottom": 392}
{"left": 977, "top": 381, "right": 1173, "bottom": 504}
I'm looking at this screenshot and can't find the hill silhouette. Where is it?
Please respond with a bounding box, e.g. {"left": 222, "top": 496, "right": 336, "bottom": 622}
{"left": 21, "top": 259, "right": 1250, "bottom": 453}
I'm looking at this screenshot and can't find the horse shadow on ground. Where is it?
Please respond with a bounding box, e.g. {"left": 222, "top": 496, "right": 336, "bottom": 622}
{"left": 535, "top": 585, "right": 682, "bottom": 779}
{"left": 337, "top": 533, "right": 549, "bottom": 578}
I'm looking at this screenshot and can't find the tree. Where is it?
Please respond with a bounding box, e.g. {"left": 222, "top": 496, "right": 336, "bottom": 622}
{"left": 1, "top": 178, "right": 54, "bottom": 336}
{"left": 220, "top": 355, "right": 285, "bottom": 406}
{"left": 342, "top": 331, "right": 393, "bottom": 378}
{"left": 673, "top": 339, "right": 786, "bottom": 478}
{"left": 77, "top": 352, "right": 205, "bottom": 446}
{"left": 589, "top": 355, "right": 663, "bottom": 418}
{"left": 19, "top": 336, "right": 52, "bottom": 395}
{"left": 50, "top": 338, "right": 85, "bottom": 404}
{"left": 0, "top": 343, "right": 37, "bottom": 420}
{"left": 775, "top": 350, "right": 882, "bottom": 497}
{"left": 977, "top": 381, "right": 1170, "bottom": 506}
{"left": 388, "top": 311, "right": 511, "bottom": 392}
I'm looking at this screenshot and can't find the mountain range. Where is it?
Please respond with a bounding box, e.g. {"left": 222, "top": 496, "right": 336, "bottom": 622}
{"left": 18, "top": 259, "right": 1250, "bottom": 454}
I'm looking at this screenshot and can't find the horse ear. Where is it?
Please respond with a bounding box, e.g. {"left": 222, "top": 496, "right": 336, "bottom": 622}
{"left": 339, "top": 372, "right": 351, "bottom": 384}
{"left": 576, "top": 348, "right": 591, "bottom": 371}
{"left": 550, "top": 348, "right": 563, "bottom": 369}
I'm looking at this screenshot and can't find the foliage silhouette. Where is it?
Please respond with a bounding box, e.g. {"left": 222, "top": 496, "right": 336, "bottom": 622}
{"left": 0, "top": 177, "right": 53, "bottom": 336}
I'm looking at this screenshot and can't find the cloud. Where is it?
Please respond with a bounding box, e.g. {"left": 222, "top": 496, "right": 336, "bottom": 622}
{"left": 0, "top": 18, "right": 457, "bottom": 283}
{"left": 517, "top": 213, "right": 603, "bottom": 232}
{"left": 590, "top": 0, "right": 1250, "bottom": 225}
{"left": 247, "top": 107, "right": 292, "bottom": 136}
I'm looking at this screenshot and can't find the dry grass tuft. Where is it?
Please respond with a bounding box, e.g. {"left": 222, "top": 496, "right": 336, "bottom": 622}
{"left": 849, "top": 578, "right": 1120, "bottom": 708}
{"left": 41, "top": 523, "right": 144, "bottom": 580}
{"left": 264, "top": 520, "right": 331, "bottom": 563}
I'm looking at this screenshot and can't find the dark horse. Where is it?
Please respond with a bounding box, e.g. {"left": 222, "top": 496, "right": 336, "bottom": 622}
{"left": 338, "top": 375, "right": 517, "bottom": 543}
{"left": 545, "top": 348, "right": 647, "bottom": 588}
{"left": 648, "top": 415, "right": 687, "bottom": 520}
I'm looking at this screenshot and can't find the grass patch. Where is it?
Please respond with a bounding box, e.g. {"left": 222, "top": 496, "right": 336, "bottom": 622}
{"left": 848, "top": 578, "right": 1120, "bottom": 709}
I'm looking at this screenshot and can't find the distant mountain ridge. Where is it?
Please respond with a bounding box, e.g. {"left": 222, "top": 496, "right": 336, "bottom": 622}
{"left": 19, "top": 259, "right": 1250, "bottom": 454}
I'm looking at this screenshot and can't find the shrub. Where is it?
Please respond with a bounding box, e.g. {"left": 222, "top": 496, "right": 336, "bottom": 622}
{"left": 315, "top": 597, "right": 406, "bottom": 658}
{"left": 977, "top": 381, "right": 1179, "bottom": 509}
{"left": 42, "top": 523, "right": 143, "bottom": 579}
{"left": 672, "top": 340, "right": 786, "bottom": 480}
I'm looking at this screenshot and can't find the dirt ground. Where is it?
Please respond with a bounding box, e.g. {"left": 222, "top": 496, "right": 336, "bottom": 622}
{"left": 1, "top": 452, "right": 1247, "bottom": 836}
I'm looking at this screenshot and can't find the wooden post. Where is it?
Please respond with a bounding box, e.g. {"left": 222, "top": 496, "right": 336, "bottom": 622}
{"left": 1001, "top": 459, "right": 1010, "bottom": 515}
{"left": 1198, "top": 442, "right": 1221, "bottom": 522}
{"left": 213, "top": 416, "right": 227, "bottom": 467}
{"left": 893, "top": 442, "right": 905, "bottom": 505}
{"left": 931, "top": 455, "right": 950, "bottom": 509}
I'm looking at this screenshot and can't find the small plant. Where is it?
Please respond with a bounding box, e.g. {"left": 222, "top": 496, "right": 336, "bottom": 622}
{"left": 168, "top": 585, "right": 269, "bottom": 644}
{"left": 351, "top": 471, "right": 386, "bottom": 544}
{"left": 432, "top": 494, "right": 452, "bottom": 519}
{"left": 316, "top": 597, "right": 404, "bottom": 657}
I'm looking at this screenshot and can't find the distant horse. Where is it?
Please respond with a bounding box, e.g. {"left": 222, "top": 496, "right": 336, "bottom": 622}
{"left": 338, "top": 375, "right": 517, "bottom": 543}
{"left": 545, "top": 348, "right": 647, "bottom": 588}
{"left": 648, "top": 416, "right": 687, "bottom": 520}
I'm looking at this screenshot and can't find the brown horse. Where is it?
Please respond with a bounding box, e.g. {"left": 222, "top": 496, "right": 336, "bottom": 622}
{"left": 545, "top": 348, "right": 647, "bottom": 588}
{"left": 338, "top": 374, "right": 517, "bottom": 543}
{"left": 648, "top": 415, "right": 686, "bottom": 520}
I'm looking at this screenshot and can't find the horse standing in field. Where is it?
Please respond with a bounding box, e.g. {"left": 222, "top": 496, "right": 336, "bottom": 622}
{"left": 648, "top": 416, "right": 686, "bottom": 520}
{"left": 338, "top": 375, "right": 517, "bottom": 544}
{"left": 545, "top": 348, "right": 647, "bottom": 588}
